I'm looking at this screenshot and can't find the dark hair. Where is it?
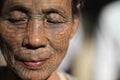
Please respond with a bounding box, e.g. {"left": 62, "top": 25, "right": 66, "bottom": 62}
{"left": 0, "top": 0, "right": 4, "bottom": 15}
{"left": 72, "top": 0, "right": 83, "bottom": 16}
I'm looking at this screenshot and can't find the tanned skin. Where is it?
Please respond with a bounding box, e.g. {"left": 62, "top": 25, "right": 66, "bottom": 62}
{"left": 0, "top": 0, "right": 80, "bottom": 80}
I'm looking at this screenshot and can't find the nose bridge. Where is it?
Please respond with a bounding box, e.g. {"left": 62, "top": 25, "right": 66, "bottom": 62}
{"left": 26, "top": 17, "right": 46, "bottom": 47}
{"left": 28, "top": 18, "right": 43, "bottom": 37}
{"left": 29, "top": 19, "right": 42, "bottom": 35}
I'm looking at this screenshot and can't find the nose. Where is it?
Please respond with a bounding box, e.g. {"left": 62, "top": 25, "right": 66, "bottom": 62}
{"left": 23, "top": 19, "right": 47, "bottom": 49}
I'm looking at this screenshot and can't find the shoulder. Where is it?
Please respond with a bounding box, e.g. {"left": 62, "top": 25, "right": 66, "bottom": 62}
{"left": 57, "top": 71, "right": 78, "bottom": 80}
{"left": 0, "top": 67, "right": 8, "bottom": 79}
{"left": 0, "top": 66, "right": 7, "bottom": 73}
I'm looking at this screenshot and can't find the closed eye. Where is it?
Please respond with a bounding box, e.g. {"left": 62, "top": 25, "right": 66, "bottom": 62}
{"left": 8, "top": 18, "right": 28, "bottom": 25}
{"left": 45, "top": 13, "right": 66, "bottom": 24}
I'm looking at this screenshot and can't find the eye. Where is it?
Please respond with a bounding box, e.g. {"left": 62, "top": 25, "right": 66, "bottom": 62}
{"left": 8, "top": 18, "right": 28, "bottom": 25}
{"left": 46, "top": 13, "right": 66, "bottom": 24}
{"left": 7, "top": 11, "right": 28, "bottom": 25}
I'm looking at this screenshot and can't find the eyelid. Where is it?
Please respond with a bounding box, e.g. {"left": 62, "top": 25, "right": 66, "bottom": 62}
{"left": 42, "top": 8, "right": 67, "bottom": 18}
{"left": 47, "top": 12, "right": 66, "bottom": 19}
{"left": 46, "top": 16, "right": 67, "bottom": 24}
{"left": 7, "top": 18, "right": 28, "bottom": 24}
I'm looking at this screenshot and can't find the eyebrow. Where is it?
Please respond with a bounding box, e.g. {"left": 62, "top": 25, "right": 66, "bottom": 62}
{"left": 43, "top": 7, "right": 65, "bottom": 13}
{"left": 7, "top": 3, "right": 31, "bottom": 14}
{"left": 6, "top": 3, "right": 67, "bottom": 17}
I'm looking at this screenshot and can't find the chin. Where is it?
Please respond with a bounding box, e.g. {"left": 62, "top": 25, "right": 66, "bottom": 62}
{"left": 10, "top": 59, "right": 57, "bottom": 80}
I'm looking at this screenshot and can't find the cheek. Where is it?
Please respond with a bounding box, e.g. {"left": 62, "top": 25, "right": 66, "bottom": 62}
{"left": 0, "top": 21, "right": 25, "bottom": 46}
{"left": 0, "top": 21, "right": 16, "bottom": 62}
{"left": 0, "top": 21, "right": 26, "bottom": 55}
{"left": 0, "top": 21, "right": 16, "bottom": 39}
{"left": 46, "top": 25, "right": 72, "bottom": 52}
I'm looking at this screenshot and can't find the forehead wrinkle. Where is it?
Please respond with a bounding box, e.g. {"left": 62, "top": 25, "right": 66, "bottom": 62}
{"left": 31, "top": 0, "right": 41, "bottom": 14}
{"left": 3, "top": 0, "right": 72, "bottom": 16}
{"left": 5, "top": 0, "right": 33, "bottom": 6}
{"left": 34, "top": 0, "right": 71, "bottom": 14}
{"left": 3, "top": 0, "right": 33, "bottom": 12}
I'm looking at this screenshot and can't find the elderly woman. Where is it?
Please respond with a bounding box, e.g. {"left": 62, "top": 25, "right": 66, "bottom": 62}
{"left": 0, "top": 0, "right": 81, "bottom": 80}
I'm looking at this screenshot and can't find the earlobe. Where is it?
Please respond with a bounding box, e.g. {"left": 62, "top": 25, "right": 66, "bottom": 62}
{"left": 77, "top": 3, "right": 81, "bottom": 11}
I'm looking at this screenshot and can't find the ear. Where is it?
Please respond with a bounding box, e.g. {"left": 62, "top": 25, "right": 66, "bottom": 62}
{"left": 70, "top": 3, "right": 80, "bottom": 39}
{"left": 70, "top": 16, "right": 79, "bottom": 39}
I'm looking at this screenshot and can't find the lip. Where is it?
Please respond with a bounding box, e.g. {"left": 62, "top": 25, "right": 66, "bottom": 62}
{"left": 23, "top": 59, "right": 48, "bottom": 70}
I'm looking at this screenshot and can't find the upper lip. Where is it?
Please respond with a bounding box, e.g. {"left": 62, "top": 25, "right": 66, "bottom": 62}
{"left": 14, "top": 50, "right": 52, "bottom": 62}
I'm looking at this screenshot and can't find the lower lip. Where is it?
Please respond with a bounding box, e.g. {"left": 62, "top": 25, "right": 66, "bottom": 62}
{"left": 23, "top": 60, "right": 46, "bottom": 69}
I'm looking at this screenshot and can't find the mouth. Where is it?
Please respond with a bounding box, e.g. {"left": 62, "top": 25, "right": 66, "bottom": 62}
{"left": 21, "top": 59, "right": 48, "bottom": 70}
{"left": 14, "top": 49, "right": 52, "bottom": 70}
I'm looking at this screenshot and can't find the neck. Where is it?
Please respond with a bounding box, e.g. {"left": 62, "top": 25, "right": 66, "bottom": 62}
{"left": 0, "top": 67, "right": 22, "bottom": 80}
{"left": 48, "top": 71, "right": 60, "bottom": 80}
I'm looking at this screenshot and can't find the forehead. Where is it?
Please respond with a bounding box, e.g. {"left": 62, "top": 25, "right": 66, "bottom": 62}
{"left": 3, "top": 0, "right": 72, "bottom": 14}
{"left": 5, "top": 0, "right": 71, "bottom": 5}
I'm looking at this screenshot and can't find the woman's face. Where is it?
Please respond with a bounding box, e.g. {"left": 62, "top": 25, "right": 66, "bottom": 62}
{"left": 0, "top": 0, "right": 78, "bottom": 80}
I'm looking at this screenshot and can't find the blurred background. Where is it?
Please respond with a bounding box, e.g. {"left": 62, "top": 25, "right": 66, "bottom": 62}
{"left": 0, "top": 0, "right": 120, "bottom": 80}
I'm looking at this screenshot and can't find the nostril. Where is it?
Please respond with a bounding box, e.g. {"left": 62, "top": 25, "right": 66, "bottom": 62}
{"left": 23, "top": 44, "right": 46, "bottom": 50}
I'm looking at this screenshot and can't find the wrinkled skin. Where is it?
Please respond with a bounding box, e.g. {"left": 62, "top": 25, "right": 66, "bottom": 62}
{"left": 0, "top": 0, "right": 79, "bottom": 80}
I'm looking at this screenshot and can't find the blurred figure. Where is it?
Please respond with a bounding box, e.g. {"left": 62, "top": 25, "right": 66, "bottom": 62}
{"left": 72, "top": 16, "right": 95, "bottom": 80}
{"left": 94, "top": 1, "right": 120, "bottom": 80}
